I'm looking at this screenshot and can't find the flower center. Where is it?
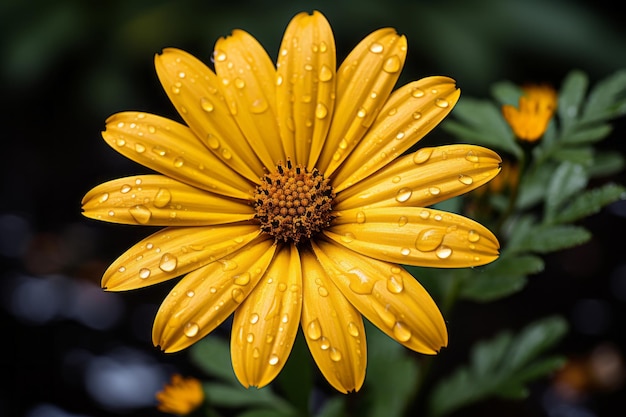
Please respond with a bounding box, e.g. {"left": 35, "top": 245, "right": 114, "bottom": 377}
{"left": 254, "top": 161, "right": 335, "bottom": 244}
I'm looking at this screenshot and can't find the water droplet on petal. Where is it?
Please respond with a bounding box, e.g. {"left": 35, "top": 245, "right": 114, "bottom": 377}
{"left": 246, "top": 333, "right": 254, "bottom": 343}
{"left": 307, "top": 319, "right": 322, "bottom": 340}
{"left": 315, "top": 103, "right": 328, "bottom": 119}
{"left": 435, "top": 98, "right": 449, "bottom": 108}
{"left": 415, "top": 229, "right": 445, "bottom": 252}
{"left": 357, "top": 107, "right": 367, "bottom": 118}
{"left": 341, "top": 232, "right": 355, "bottom": 243}
{"left": 465, "top": 151, "right": 479, "bottom": 163}
{"left": 135, "top": 143, "right": 146, "bottom": 153}
{"left": 99, "top": 193, "right": 109, "bottom": 203}
{"left": 158, "top": 253, "right": 178, "bottom": 272}
{"left": 348, "top": 269, "right": 375, "bottom": 295}
{"left": 393, "top": 321, "right": 412, "bottom": 342}
{"left": 398, "top": 216, "right": 408, "bottom": 226}
{"left": 372, "top": 303, "right": 396, "bottom": 328}
{"left": 429, "top": 186, "right": 441, "bottom": 196}
{"left": 400, "top": 247, "right": 411, "bottom": 256}
{"left": 347, "top": 322, "right": 360, "bottom": 337}
{"left": 395, "top": 187, "right": 412, "bottom": 203}
{"left": 387, "top": 275, "right": 404, "bottom": 293}
{"left": 139, "top": 268, "right": 151, "bottom": 279}
{"left": 173, "top": 157, "right": 184, "bottom": 168}
{"left": 214, "top": 50, "right": 227, "bottom": 61}
{"left": 249, "top": 313, "right": 259, "bottom": 324}
{"left": 252, "top": 347, "right": 260, "bottom": 358}
{"left": 319, "top": 65, "right": 333, "bottom": 82}
{"left": 468, "top": 229, "right": 481, "bottom": 243}
{"left": 318, "top": 286, "right": 329, "bottom": 297}
{"left": 234, "top": 272, "right": 251, "bottom": 286}
{"left": 231, "top": 288, "right": 244, "bottom": 303}
{"left": 383, "top": 55, "right": 401, "bottom": 73}
{"left": 436, "top": 245, "right": 453, "bottom": 259}
{"left": 206, "top": 135, "right": 220, "bottom": 149}
{"left": 319, "top": 336, "right": 330, "bottom": 350}
{"left": 412, "top": 88, "right": 425, "bottom": 98}
{"left": 458, "top": 174, "right": 473, "bottom": 185}
{"left": 329, "top": 347, "right": 342, "bottom": 362}
{"left": 369, "top": 42, "right": 384, "bottom": 53}
{"left": 250, "top": 98, "right": 268, "bottom": 114}
{"left": 412, "top": 111, "right": 422, "bottom": 120}
{"left": 186, "top": 290, "right": 195, "bottom": 297}
{"left": 356, "top": 211, "right": 366, "bottom": 223}
{"left": 184, "top": 322, "right": 199, "bottom": 337}
{"left": 200, "top": 97, "right": 214, "bottom": 112}
{"left": 152, "top": 146, "right": 166, "bottom": 156}
{"left": 129, "top": 205, "right": 152, "bottom": 224}
{"left": 153, "top": 188, "right": 172, "bottom": 208}
{"left": 413, "top": 148, "right": 432, "bottom": 164}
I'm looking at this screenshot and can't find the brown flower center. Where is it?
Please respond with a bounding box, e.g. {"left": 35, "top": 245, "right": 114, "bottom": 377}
{"left": 254, "top": 161, "right": 335, "bottom": 244}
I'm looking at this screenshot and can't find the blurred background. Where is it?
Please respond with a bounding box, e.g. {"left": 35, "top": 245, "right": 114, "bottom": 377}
{"left": 1, "top": 0, "right": 625, "bottom": 416}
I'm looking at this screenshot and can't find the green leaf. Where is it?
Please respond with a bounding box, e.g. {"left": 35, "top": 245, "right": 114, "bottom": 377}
{"left": 360, "top": 322, "right": 420, "bottom": 417}
{"left": 429, "top": 317, "right": 568, "bottom": 417}
{"left": 444, "top": 98, "right": 522, "bottom": 158}
{"left": 516, "top": 165, "right": 554, "bottom": 209}
{"left": 515, "top": 224, "right": 591, "bottom": 253}
{"left": 190, "top": 336, "right": 236, "bottom": 383}
{"left": 581, "top": 69, "right": 626, "bottom": 124}
{"left": 544, "top": 162, "right": 588, "bottom": 223}
{"left": 315, "top": 397, "right": 347, "bottom": 417}
{"left": 551, "top": 147, "right": 594, "bottom": 166}
{"left": 276, "top": 331, "right": 313, "bottom": 414}
{"left": 560, "top": 123, "right": 612, "bottom": 145}
{"left": 557, "top": 70, "right": 588, "bottom": 132}
{"left": 552, "top": 183, "right": 626, "bottom": 224}
{"left": 203, "top": 382, "right": 291, "bottom": 412}
{"left": 459, "top": 254, "right": 543, "bottom": 302}
{"left": 490, "top": 80, "right": 521, "bottom": 105}
{"left": 236, "top": 409, "right": 296, "bottom": 417}
{"left": 588, "top": 150, "right": 625, "bottom": 178}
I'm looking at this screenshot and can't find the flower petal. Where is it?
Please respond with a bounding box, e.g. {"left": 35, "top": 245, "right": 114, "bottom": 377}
{"left": 153, "top": 238, "right": 277, "bottom": 352}
{"left": 316, "top": 29, "right": 407, "bottom": 176}
{"left": 300, "top": 249, "right": 366, "bottom": 393}
{"left": 102, "top": 224, "right": 262, "bottom": 291}
{"left": 155, "top": 48, "right": 265, "bottom": 182}
{"left": 214, "top": 30, "right": 284, "bottom": 170}
{"left": 334, "top": 144, "right": 501, "bottom": 210}
{"left": 312, "top": 240, "right": 447, "bottom": 354}
{"left": 276, "top": 11, "right": 336, "bottom": 168}
{"left": 231, "top": 244, "right": 302, "bottom": 388}
{"left": 82, "top": 175, "right": 254, "bottom": 226}
{"left": 332, "top": 77, "right": 460, "bottom": 192}
{"left": 325, "top": 207, "right": 499, "bottom": 268}
{"left": 102, "top": 112, "right": 254, "bottom": 200}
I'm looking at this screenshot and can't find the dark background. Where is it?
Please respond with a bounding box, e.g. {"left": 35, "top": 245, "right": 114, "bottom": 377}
{"left": 2, "top": 1, "right": 626, "bottom": 416}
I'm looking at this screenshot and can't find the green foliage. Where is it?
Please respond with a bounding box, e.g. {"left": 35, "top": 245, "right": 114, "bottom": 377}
{"left": 429, "top": 317, "right": 568, "bottom": 417}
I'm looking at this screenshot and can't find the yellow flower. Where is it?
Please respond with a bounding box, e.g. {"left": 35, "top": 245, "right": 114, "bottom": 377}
{"left": 502, "top": 84, "right": 558, "bottom": 142}
{"left": 82, "top": 11, "right": 501, "bottom": 393}
{"left": 156, "top": 374, "right": 204, "bottom": 415}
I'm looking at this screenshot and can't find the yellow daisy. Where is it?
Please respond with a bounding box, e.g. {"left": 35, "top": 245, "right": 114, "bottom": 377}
{"left": 156, "top": 374, "right": 204, "bottom": 415}
{"left": 82, "top": 11, "right": 501, "bottom": 393}
{"left": 502, "top": 84, "right": 558, "bottom": 142}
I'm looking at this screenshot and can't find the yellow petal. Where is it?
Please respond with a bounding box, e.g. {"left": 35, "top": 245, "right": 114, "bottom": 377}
{"left": 214, "top": 30, "right": 284, "bottom": 170}
{"left": 102, "top": 112, "right": 254, "bottom": 200}
{"left": 300, "top": 249, "right": 366, "bottom": 393}
{"left": 334, "top": 144, "right": 501, "bottom": 210}
{"left": 325, "top": 207, "right": 499, "bottom": 268}
{"left": 332, "top": 77, "right": 460, "bottom": 192}
{"left": 82, "top": 175, "right": 254, "bottom": 226}
{"left": 155, "top": 48, "right": 265, "bottom": 182}
{"left": 153, "top": 238, "right": 277, "bottom": 352}
{"left": 231, "top": 244, "right": 302, "bottom": 388}
{"left": 312, "top": 240, "right": 447, "bottom": 353}
{"left": 276, "top": 11, "right": 336, "bottom": 168}
{"left": 102, "top": 224, "right": 262, "bottom": 291}
{"left": 316, "top": 29, "right": 407, "bottom": 176}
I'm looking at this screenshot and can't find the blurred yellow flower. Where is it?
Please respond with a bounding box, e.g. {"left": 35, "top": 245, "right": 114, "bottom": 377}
{"left": 502, "top": 84, "right": 558, "bottom": 141}
{"left": 156, "top": 374, "right": 204, "bottom": 415}
{"left": 82, "top": 11, "right": 501, "bottom": 392}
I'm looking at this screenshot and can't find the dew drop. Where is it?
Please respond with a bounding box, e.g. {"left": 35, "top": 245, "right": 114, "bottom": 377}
{"left": 429, "top": 186, "right": 441, "bottom": 196}
{"left": 319, "top": 65, "right": 333, "bottom": 82}
{"left": 347, "top": 322, "right": 360, "bottom": 337}
{"left": 372, "top": 303, "right": 396, "bottom": 328}
{"left": 99, "top": 193, "right": 109, "bottom": 203}
{"left": 206, "top": 135, "right": 220, "bottom": 149}
{"left": 307, "top": 319, "right": 322, "bottom": 340}
{"left": 413, "top": 148, "right": 432, "bottom": 164}
{"left": 281, "top": 313, "right": 289, "bottom": 323}
{"left": 186, "top": 290, "right": 195, "bottom": 297}
{"left": 234, "top": 78, "right": 245, "bottom": 89}
{"left": 148, "top": 125, "right": 156, "bottom": 134}
{"left": 435, "top": 98, "right": 449, "bottom": 108}
{"left": 250, "top": 98, "right": 268, "bottom": 114}
{"left": 319, "top": 337, "right": 330, "bottom": 350}
{"left": 134, "top": 143, "right": 146, "bottom": 153}
{"left": 252, "top": 347, "right": 260, "bottom": 358}
{"left": 329, "top": 347, "right": 342, "bottom": 362}
{"left": 268, "top": 354, "right": 279, "bottom": 366}
{"left": 398, "top": 216, "right": 408, "bottom": 226}
{"left": 219, "top": 259, "right": 238, "bottom": 271}
{"left": 356, "top": 211, "right": 366, "bottom": 224}
{"left": 395, "top": 187, "right": 412, "bottom": 203}
{"left": 348, "top": 269, "right": 375, "bottom": 295}
{"left": 184, "top": 322, "right": 199, "bottom": 337}
{"left": 400, "top": 247, "right": 411, "bottom": 256}
{"left": 214, "top": 50, "right": 227, "bottom": 61}
{"left": 412, "top": 111, "right": 422, "bottom": 120}
{"left": 369, "top": 42, "right": 384, "bottom": 53}
{"left": 411, "top": 88, "right": 425, "bottom": 98}
{"left": 116, "top": 138, "right": 126, "bottom": 147}
{"left": 393, "top": 322, "right": 412, "bottom": 342}
{"left": 146, "top": 243, "right": 154, "bottom": 250}
{"left": 392, "top": 175, "right": 401, "bottom": 183}
{"left": 231, "top": 288, "right": 244, "bottom": 303}
{"left": 383, "top": 55, "right": 401, "bottom": 73}
{"left": 173, "top": 157, "right": 184, "bottom": 168}
{"left": 357, "top": 107, "right": 367, "bottom": 118}
{"left": 139, "top": 268, "right": 151, "bottom": 279}
{"left": 152, "top": 146, "right": 166, "bottom": 156}
{"left": 395, "top": 131, "right": 405, "bottom": 140}
{"left": 153, "top": 188, "right": 172, "bottom": 208}
{"left": 318, "top": 286, "right": 329, "bottom": 297}
{"left": 315, "top": 103, "right": 328, "bottom": 119}
{"left": 234, "top": 272, "right": 251, "bottom": 286}
{"left": 387, "top": 275, "right": 404, "bottom": 293}
{"left": 415, "top": 228, "right": 445, "bottom": 252}
{"left": 468, "top": 229, "right": 481, "bottom": 243}
{"left": 117, "top": 266, "right": 126, "bottom": 273}
{"left": 221, "top": 148, "right": 232, "bottom": 160}
{"left": 465, "top": 151, "right": 479, "bottom": 163}
{"left": 436, "top": 245, "right": 453, "bottom": 259}
{"left": 249, "top": 313, "right": 259, "bottom": 324}
{"left": 159, "top": 253, "right": 178, "bottom": 272}
{"left": 277, "top": 282, "right": 287, "bottom": 292}
{"left": 246, "top": 333, "right": 254, "bottom": 343}
{"left": 129, "top": 205, "right": 152, "bottom": 224}
{"left": 458, "top": 174, "right": 473, "bottom": 185}
{"left": 200, "top": 97, "right": 214, "bottom": 112}
{"left": 276, "top": 74, "right": 283, "bottom": 86}
{"left": 419, "top": 210, "right": 430, "bottom": 220}
{"left": 341, "top": 232, "right": 355, "bottom": 243}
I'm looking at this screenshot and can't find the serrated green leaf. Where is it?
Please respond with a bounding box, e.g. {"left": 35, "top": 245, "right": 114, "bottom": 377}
{"left": 360, "top": 322, "right": 420, "bottom": 417}
{"left": 582, "top": 69, "right": 626, "bottom": 124}
{"left": 429, "top": 317, "right": 567, "bottom": 417}
{"left": 544, "top": 162, "right": 588, "bottom": 223}
{"left": 552, "top": 183, "right": 626, "bottom": 224}
{"left": 516, "top": 224, "right": 591, "bottom": 253}
{"left": 190, "top": 336, "right": 236, "bottom": 382}
{"left": 552, "top": 147, "right": 594, "bottom": 166}
{"left": 557, "top": 70, "right": 588, "bottom": 132}
{"left": 516, "top": 165, "right": 554, "bottom": 209}
{"left": 444, "top": 98, "right": 522, "bottom": 157}
{"left": 588, "top": 150, "right": 625, "bottom": 178}
{"left": 490, "top": 80, "right": 522, "bottom": 105}
{"left": 561, "top": 123, "right": 612, "bottom": 145}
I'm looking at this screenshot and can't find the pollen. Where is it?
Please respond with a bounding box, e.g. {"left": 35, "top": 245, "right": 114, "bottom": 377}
{"left": 254, "top": 161, "right": 335, "bottom": 244}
